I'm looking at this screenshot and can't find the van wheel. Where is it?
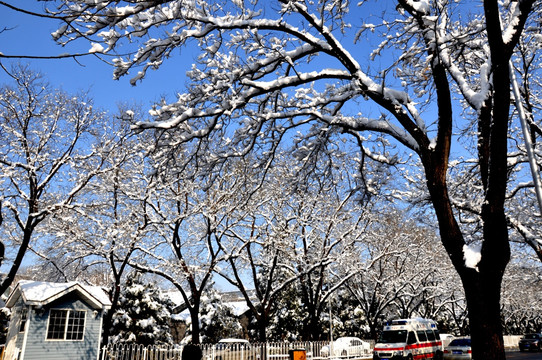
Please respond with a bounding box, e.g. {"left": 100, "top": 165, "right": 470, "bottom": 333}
{"left": 407, "top": 354, "right": 413, "bottom": 360}
{"left": 433, "top": 351, "right": 443, "bottom": 360}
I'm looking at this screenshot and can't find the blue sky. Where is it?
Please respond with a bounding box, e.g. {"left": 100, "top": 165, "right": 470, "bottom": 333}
{"left": 0, "top": 1, "right": 395, "bottom": 114}
{"left": 0, "top": 2, "right": 192, "bottom": 113}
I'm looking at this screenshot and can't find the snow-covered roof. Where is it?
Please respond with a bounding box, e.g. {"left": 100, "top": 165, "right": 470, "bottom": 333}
{"left": 5, "top": 280, "right": 112, "bottom": 310}
{"left": 173, "top": 299, "right": 250, "bottom": 322}
{"left": 218, "top": 338, "right": 249, "bottom": 344}
{"left": 227, "top": 301, "right": 250, "bottom": 317}
{"left": 163, "top": 289, "right": 253, "bottom": 317}
{"left": 162, "top": 289, "right": 185, "bottom": 307}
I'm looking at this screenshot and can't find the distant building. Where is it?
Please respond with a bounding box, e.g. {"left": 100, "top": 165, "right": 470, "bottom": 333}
{"left": 163, "top": 289, "right": 256, "bottom": 341}
{"left": 3, "top": 280, "right": 111, "bottom": 360}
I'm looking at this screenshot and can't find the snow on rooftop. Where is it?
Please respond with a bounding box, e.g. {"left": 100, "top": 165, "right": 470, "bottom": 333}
{"left": 228, "top": 301, "right": 250, "bottom": 317}
{"left": 172, "top": 311, "right": 190, "bottom": 322}
{"left": 8, "top": 280, "right": 111, "bottom": 309}
{"left": 163, "top": 289, "right": 255, "bottom": 316}
{"left": 162, "top": 289, "right": 185, "bottom": 306}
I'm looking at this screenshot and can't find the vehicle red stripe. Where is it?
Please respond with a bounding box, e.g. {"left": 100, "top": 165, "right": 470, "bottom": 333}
{"left": 374, "top": 341, "right": 441, "bottom": 352}
{"left": 374, "top": 341, "right": 442, "bottom": 358}
{"left": 413, "top": 353, "right": 434, "bottom": 359}
{"left": 374, "top": 347, "right": 404, "bottom": 351}
{"left": 406, "top": 341, "right": 442, "bottom": 350}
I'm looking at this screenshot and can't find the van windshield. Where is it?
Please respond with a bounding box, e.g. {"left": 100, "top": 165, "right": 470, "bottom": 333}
{"left": 379, "top": 330, "right": 408, "bottom": 344}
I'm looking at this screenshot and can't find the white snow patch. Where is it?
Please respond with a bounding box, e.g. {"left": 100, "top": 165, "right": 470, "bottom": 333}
{"left": 89, "top": 43, "right": 105, "bottom": 53}
{"left": 405, "top": 0, "right": 430, "bottom": 14}
{"left": 227, "top": 301, "right": 250, "bottom": 316}
{"left": 463, "top": 243, "right": 482, "bottom": 271}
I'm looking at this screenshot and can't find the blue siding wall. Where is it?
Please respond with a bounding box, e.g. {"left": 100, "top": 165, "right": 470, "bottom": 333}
{"left": 21, "top": 294, "right": 104, "bottom": 360}
{"left": 5, "top": 298, "right": 27, "bottom": 354}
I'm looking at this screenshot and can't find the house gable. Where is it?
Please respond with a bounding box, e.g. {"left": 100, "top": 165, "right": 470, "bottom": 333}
{"left": 4, "top": 281, "right": 110, "bottom": 360}
{"left": 6, "top": 281, "right": 111, "bottom": 310}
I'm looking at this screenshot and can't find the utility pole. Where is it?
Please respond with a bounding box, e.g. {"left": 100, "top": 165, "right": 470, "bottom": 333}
{"left": 329, "top": 296, "right": 334, "bottom": 356}
{"left": 509, "top": 60, "right": 542, "bottom": 213}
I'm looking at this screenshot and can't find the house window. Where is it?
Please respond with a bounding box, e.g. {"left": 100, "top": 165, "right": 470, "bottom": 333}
{"left": 46, "top": 309, "right": 86, "bottom": 341}
{"left": 19, "top": 309, "right": 27, "bottom": 332}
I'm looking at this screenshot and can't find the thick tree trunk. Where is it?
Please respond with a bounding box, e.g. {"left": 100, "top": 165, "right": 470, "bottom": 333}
{"left": 462, "top": 273, "right": 506, "bottom": 360}
{"left": 423, "top": 153, "right": 509, "bottom": 360}
{"left": 431, "top": 211, "right": 508, "bottom": 360}
{"left": 426, "top": 194, "right": 509, "bottom": 360}
{"left": 301, "top": 306, "right": 320, "bottom": 341}
{"left": 0, "top": 227, "right": 33, "bottom": 296}
{"left": 309, "top": 313, "right": 320, "bottom": 341}
{"left": 465, "top": 206, "right": 509, "bottom": 360}
{"left": 190, "top": 321, "right": 201, "bottom": 345}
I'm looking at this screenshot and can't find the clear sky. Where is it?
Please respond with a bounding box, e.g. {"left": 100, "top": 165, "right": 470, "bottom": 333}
{"left": 0, "top": 2, "right": 192, "bottom": 113}
{"left": 0, "top": 1, "right": 396, "bottom": 114}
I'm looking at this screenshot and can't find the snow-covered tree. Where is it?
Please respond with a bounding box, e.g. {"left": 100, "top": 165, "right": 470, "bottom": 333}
{"left": 0, "top": 307, "right": 10, "bottom": 345}
{"left": 501, "top": 252, "right": 542, "bottom": 334}
{"left": 198, "top": 288, "right": 243, "bottom": 343}
{"left": 330, "top": 289, "right": 371, "bottom": 340}
{"left": 211, "top": 148, "right": 382, "bottom": 341}
{"left": 266, "top": 282, "right": 304, "bottom": 342}
{"left": 0, "top": 64, "right": 117, "bottom": 295}
{"left": 125, "top": 159, "right": 234, "bottom": 344}
{"left": 109, "top": 272, "right": 173, "bottom": 346}
{"left": 23, "top": 106, "right": 163, "bottom": 344}
{"left": 341, "top": 208, "right": 456, "bottom": 338}
{"left": 6, "top": 0, "right": 542, "bottom": 357}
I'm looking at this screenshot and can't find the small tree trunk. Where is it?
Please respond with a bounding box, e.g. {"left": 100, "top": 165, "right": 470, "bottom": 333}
{"left": 257, "top": 317, "right": 267, "bottom": 343}
{"left": 190, "top": 304, "right": 201, "bottom": 344}
{"left": 102, "top": 283, "right": 122, "bottom": 345}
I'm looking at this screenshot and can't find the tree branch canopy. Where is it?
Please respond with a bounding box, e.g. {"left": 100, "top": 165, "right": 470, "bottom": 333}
{"left": 3, "top": 0, "right": 542, "bottom": 358}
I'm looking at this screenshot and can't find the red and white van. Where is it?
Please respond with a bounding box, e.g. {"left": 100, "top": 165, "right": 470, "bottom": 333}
{"left": 373, "top": 318, "right": 443, "bottom": 360}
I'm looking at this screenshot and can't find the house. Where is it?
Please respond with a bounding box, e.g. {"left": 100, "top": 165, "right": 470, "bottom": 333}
{"left": 3, "top": 280, "right": 111, "bottom": 360}
{"left": 163, "top": 289, "right": 255, "bottom": 342}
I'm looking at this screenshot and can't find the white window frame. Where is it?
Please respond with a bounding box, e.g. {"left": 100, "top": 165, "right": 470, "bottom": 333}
{"left": 45, "top": 309, "right": 86, "bottom": 341}
{"left": 19, "top": 308, "right": 28, "bottom": 333}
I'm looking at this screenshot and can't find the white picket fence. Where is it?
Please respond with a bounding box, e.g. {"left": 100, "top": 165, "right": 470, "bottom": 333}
{"left": 99, "top": 335, "right": 522, "bottom": 360}
{"left": 100, "top": 341, "right": 374, "bottom": 360}
{"left": 100, "top": 343, "right": 183, "bottom": 360}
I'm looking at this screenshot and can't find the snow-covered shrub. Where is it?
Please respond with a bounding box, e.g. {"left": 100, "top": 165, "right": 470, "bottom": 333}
{"left": 109, "top": 273, "right": 173, "bottom": 345}
{"left": 189, "top": 288, "right": 243, "bottom": 343}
